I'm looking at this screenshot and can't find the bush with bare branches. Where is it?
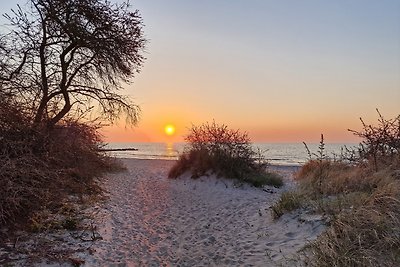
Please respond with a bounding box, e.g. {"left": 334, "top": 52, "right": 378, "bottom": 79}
{"left": 272, "top": 111, "right": 400, "bottom": 266}
{"left": 168, "top": 122, "right": 283, "bottom": 187}
{"left": 349, "top": 109, "right": 400, "bottom": 171}
{"left": 0, "top": 0, "right": 144, "bottom": 227}
{"left": 1, "top": 0, "right": 146, "bottom": 128}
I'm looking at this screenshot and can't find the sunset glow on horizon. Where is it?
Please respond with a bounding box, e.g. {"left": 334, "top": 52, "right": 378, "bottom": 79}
{"left": 99, "top": 0, "right": 399, "bottom": 144}
{"left": 3, "top": 1, "right": 395, "bottom": 144}
{"left": 2, "top": 1, "right": 399, "bottom": 264}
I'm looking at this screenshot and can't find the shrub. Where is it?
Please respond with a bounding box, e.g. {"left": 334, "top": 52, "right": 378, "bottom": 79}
{"left": 168, "top": 122, "right": 283, "bottom": 187}
{"left": 279, "top": 111, "right": 400, "bottom": 266}
{"left": 0, "top": 99, "right": 117, "bottom": 225}
{"left": 274, "top": 160, "right": 400, "bottom": 265}
{"left": 349, "top": 109, "right": 400, "bottom": 171}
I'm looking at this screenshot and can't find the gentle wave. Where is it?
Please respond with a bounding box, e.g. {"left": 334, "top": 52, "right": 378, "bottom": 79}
{"left": 105, "top": 142, "right": 358, "bottom": 166}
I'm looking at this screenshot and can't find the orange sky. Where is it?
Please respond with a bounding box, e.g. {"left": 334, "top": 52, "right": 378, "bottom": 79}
{"left": 1, "top": 2, "right": 398, "bottom": 143}
{"left": 101, "top": 112, "right": 367, "bottom": 144}
{"left": 101, "top": 1, "right": 399, "bottom": 144}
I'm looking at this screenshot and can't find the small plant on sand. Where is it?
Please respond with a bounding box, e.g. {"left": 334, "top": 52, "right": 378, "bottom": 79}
{"left": 271, "top": 191, "right": 304, "bottom": 219}
{"left": 302, "top": 134, "right": 329, "bottom": 195}
{"left": 168, "top": 121, "right": 283, "bottom": 187}
{"left": 248, "top": 172, "right": 284, "bottom": 188}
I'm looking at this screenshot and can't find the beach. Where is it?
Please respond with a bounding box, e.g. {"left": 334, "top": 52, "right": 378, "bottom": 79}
{"left": 0, "top": 0, "right": 397, "bottom": 265}
{"left": 80, "top": 158, "right": 324, "bottom": 266}
{"left": 0, "top": 158, "right": 325, "bottom": 266}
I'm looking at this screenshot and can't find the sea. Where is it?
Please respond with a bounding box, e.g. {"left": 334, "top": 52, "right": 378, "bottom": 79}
{"left": 105, "top": 142, "right": 358, "bottom": 166}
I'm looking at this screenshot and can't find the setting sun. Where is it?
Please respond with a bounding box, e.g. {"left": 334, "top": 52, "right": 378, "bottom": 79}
{"left": 164, "top": 124, "right": 176, "bottom": 136}
{"left": 1, "top": 0, "right": 399, "bottom": 265}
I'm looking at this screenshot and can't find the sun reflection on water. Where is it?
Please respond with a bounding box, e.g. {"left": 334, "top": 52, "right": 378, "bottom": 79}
{"left": 165, "top": 142, "right": 176, "bottom": 158}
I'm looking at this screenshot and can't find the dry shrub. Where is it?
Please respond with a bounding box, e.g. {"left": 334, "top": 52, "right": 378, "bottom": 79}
{"left": 45, "top": 121, "right": 113, "bottom": 192}
{"left": 296, "top": 160, "right": 400, "bottom": 266}
{"left": 168, "top": 153, "right": 191, "bottom": 179}
{"left": 0, "top": 156, "right": 54, "bottom": 223}
{"left": 349, "top": 109, "right": 400, "bottom": 171}
{"left": 0, "top": 100, "right": 116, "bottom": 225}
{"left": 298, "top": 111, "right": 400, "bottom": 266}
{"left": 296, "top": 160, "right": 343, "bottom": 181}
{"left": 168, "top": 122, "right": 283, "bottom": 187}
{"left": 274, "top": 112, "right": 400, "bottom": 266}
{"left": 169, "top": 148, "right": 213, "bottom": 179}
{"left": 298, "top": 159, "right": 400, "bottom": 198}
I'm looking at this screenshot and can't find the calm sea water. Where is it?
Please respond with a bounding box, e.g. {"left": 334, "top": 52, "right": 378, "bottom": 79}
{"left": 106, "top": 142, "right": 357, "bottom": 166}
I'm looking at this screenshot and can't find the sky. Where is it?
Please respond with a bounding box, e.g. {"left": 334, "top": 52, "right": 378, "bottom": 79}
{"left": 1, "top": 1, "right": 399, "bottom": 143}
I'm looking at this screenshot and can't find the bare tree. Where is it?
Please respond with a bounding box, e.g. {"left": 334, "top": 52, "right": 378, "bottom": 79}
{"left": 0, "top": 0, "right": 146, "bottom": 128}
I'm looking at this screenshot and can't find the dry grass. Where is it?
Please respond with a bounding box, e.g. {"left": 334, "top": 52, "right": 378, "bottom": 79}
{"left": 306, "top": 180, "right": 400, "bottom": 267}
{"left": 296, "top": 160, "right": 368, "bottom": 196}
{"left": 270, "top": 157, "right": 399, "bottom": 266}
{"left": 0, "top": 99, "right": 119, "bottom": 227}
{"left": 297, "top": 159, "right": 400, "bottom": 197}
{"left": 292, "top": 157, "right": 400, "bottom": 266}
{"left": 273, "top": 112, "right": 400, "bottom": 266}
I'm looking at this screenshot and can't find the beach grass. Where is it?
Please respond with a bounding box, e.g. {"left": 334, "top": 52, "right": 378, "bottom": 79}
{"left": 247, "top": 171, "right": 284, "bottom": 188}
{"left": 272, "top": 158, "right": 400, "bottom": 266}
{"left": 271, "top": 191, "right": 304, "bottom": 219}
{"left": 272, "top": 112, "right": 400, "bottom": 266}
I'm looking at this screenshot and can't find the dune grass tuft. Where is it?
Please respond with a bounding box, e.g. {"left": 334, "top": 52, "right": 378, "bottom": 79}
{"left": 271, "top": 191, "right": 304, "bottom": 219}
{"left": 272, "top": 111, "right": 400, "bottom": 266}
{"left": 247, "top": 172, "right": 284, "bottom": 188}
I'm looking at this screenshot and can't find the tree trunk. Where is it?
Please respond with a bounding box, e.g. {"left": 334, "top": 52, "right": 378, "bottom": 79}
{"left": 47, "top": 94, "right": 71, "bottom": 128}
{"left": 33, "top": 97, "right": 48, "bottom": 125}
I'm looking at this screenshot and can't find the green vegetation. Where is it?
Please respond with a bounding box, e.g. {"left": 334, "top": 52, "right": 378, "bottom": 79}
{"left": 168, "top": 121, "right": 283, "bottom": 188}
{"left": 271, "top": 191, "right": 304, "bottom": 219}
{"left": 272, "top": 111, "right": 400, "bottom": 267}
{"left": 247, "top": 171, "right": 284, "bottom": 188}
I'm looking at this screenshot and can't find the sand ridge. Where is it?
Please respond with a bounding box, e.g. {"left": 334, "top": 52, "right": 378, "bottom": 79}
{"left": 82, "top": 159, "right": 324, "bottom": 266}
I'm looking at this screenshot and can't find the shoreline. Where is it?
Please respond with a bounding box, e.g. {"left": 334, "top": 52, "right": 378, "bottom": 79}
{"left": 116, "top": 157, "right": 303, "bottom": 167}
{"left": 106, "top": 142, "right": 353, "bottom": 167}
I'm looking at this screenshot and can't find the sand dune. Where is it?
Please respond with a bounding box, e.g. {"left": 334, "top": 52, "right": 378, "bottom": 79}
{"left": 82, "top": 159, "right": 324, "bottom": 266}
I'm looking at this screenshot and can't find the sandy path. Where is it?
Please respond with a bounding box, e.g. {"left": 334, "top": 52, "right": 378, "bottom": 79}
{"left": 84, "top": 159, "right": 323, "bottom": 266}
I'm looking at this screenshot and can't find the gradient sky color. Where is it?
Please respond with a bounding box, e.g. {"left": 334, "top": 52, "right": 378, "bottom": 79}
{"left": 1, "top": 1, "right": 399, "bottom": 143}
